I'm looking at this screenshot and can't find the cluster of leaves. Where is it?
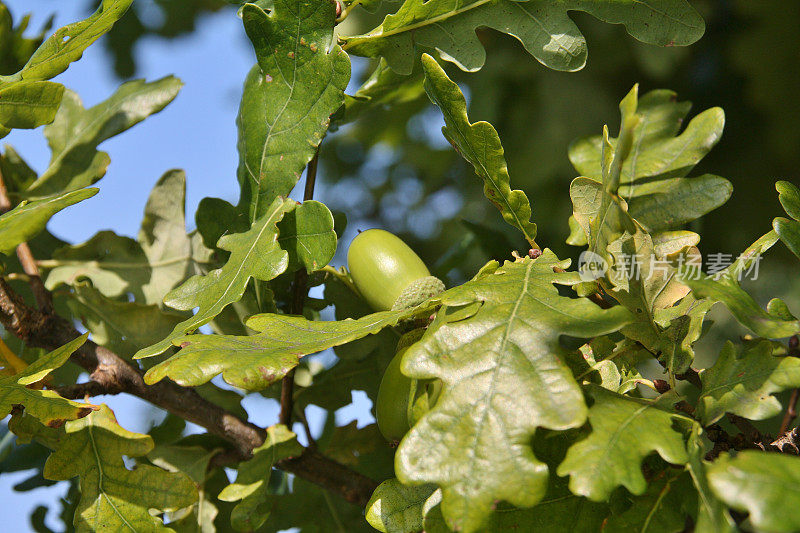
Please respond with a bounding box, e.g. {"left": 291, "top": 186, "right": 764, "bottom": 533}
{"left": 0, "top": 0, "right": 799, "bottom": 532}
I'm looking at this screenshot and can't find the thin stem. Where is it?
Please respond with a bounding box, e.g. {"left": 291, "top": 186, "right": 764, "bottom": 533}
{"left": 280, "top": 148, "right": 320, "bottom": 427}
{"left": 296, "top": 406, "right": 318, "bottom": 450}
{"left": 0, "top": 163, "right": 53, "bottom": 313}
{"left": 780, "top": 389, "right": 800, "bottom": 436}
{"left": 335, "top": 0, "right": 361, "bottom": 23}
{"left": 321, "top": 265, "right": 360, "bottom": 296}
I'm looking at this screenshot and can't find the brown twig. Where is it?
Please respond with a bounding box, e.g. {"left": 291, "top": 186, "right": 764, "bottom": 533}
{"left": 727, "top": 413, "right": 761, "bottom": 442}
{"left": 768, "top": 427, "right": 800, "bottom": 455}
{"left": 0, "top": 275, "right": 378, "bottom": 506}
{"left": 55, "top": 380, "right": 111, "bottom": 400}
{"left": 0, "top": 148, "right": 378, "bottom": 506}
{"left": 280, "top": 148, "right": 320, "bottom": 427}
{"left": 779, "top": 337, "right": 800, "bottom": 436}
{"left": 278, "top": 448, "right": 377, "bottom": 507}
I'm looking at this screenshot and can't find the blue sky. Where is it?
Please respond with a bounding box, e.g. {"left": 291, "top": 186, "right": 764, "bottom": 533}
{"left": 0, "top": 2, "right": 373, "bottom": 529}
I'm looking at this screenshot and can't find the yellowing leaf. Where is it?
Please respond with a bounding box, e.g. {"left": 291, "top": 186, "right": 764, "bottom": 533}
{"left": 0, "top": 335, "right": 92, "bottom": 426}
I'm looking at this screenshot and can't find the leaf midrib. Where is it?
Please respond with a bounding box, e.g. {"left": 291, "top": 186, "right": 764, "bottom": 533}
{"left": 88, "top": 424, "right": 137, "bottom": 531}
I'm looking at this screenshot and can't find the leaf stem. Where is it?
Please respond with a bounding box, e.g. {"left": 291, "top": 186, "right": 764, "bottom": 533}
{"left": 323, "top": 489, "right": 348, "bottom": 532}
{"left": 280, "top": 147, "right": 321, "bottom": 427}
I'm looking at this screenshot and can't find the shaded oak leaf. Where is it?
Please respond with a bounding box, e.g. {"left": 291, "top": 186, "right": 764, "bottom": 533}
{"left": 557, "top": 385, "right": 690, "bottom": 502}
{"left": 26, "top": 78, "right": 182, "bottom": 197}
{"left": 45, "top": 170, "right": 207, "bottom": 306}
{"left": 683, "top": 231, "right": 799, "bottom": 338}
{"left": 421, "top": 54, "right": 536, "bottom": 248}
{"left": 708, "top": 451, "right": 800, "bottom": 533}
{"left": 685, "top": 425, "right": 736, "bottom": 533}
{"left": 603, "top": 469, "right": 695, "bottom": 533}
{"left": 66, "top": 282, "right": 185, "bottom": 361}
{"left": 134, "top": 197, "right": 295, "bottom": 360}
{"left": 774, "top": 180, "right": 800, "bottom": 260}
{"left": 697, "top": 340, "right": 800, "bottom": 425}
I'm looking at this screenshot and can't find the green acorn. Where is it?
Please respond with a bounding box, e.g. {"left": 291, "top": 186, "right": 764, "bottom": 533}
{"left": 347, "top": 229, "right": 445, "bottom": 312}
{"left": 376, "top": 328, "right": 441, "bottom": 442}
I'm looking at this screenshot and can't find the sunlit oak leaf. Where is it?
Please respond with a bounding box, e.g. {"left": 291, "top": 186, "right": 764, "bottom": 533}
{"left": 236, "top": 0, "right": 350, "bottom": 221}
{"left": 367, "top": 478, "right": 437, "bottom": 533}
{"left": 342, "top": 0, "right": 704, "bottom": 75}
{"left": 567, "top": 88, "right": 730, "bottom": 241}
{"left": 395, "top": 251, "right": 632, "bottom": 532}
{"left": 0, "top": 80, "right": 63, "bottom": 131}
{"left": 15, "top": 0, "right": 133, "bottom": 81}
{"left": 277, "top": 200, "right": 337, "bottom": 273}
{"left": 0, "top": 0, "right": 133, "bottom": 136}
{"left": 144, "top": 302, "right": 431, "bottom": 390}
{"left": 0, "top": 188, "right": 97, "bottom": 255}
{"left": 218, "top": 425, "right": 303, "bottom": 531}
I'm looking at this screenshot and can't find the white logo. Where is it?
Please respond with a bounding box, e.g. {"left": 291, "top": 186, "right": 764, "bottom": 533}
{"left": 578, "top": 251, "right": 608, "bottom": 281}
